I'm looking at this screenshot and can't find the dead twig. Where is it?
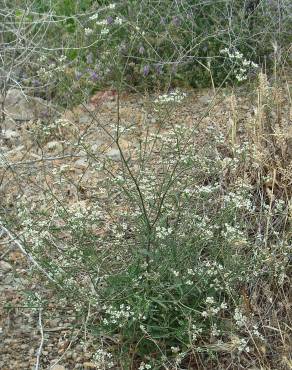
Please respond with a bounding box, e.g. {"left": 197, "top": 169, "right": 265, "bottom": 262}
{"left": 35, "top": 308, "right": 44, "bottom": 370}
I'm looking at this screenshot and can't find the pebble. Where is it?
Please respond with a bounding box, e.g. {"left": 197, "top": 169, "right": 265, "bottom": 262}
{"left": 106, "top": 148, "right": 121, "bottom": 161}
{"left": 83, "top": 362, "right": 96, "bottom": 369}
{"left": 74, "top": 157, "right": 89, "bottom": 169}
{"left": 51, "top": 365, "right": 66, "bottom": 370}
{"left": 0, "top": 260, "right": 12, "bottom": 272}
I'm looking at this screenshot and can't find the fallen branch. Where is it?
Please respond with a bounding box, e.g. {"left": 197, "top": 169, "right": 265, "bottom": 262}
{"left": 35, "top": 308, "right": 44, "bottom": 370}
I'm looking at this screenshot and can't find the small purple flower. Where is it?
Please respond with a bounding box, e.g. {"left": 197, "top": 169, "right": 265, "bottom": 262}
{"left": 139, "top": 46, "right": 145, "bottom": 55}
{"left": 154, "top": 63, "right": 163, "bottom": 75}
{"left": 32, "top": 79, "right": 40, "bottom": 87}
{"left": 90, "top": 71, "right": 99, "bottom": 81}
{"left": 172, "top": 16, "right": 181, "bottom": 27}
{"left": 86, "top": 53, "right": 93, "bottom": 64}
{"left": 40, "top": 110, "right": 49, "bottom": 118}
{"left": 107, "top": 16, "right": 114, "bottom": 25}
{"left": 143, "top": 65, "right": 150, "bottom": 77}
{"left": 75, "top": 70, "right": 82, "bottom": 80}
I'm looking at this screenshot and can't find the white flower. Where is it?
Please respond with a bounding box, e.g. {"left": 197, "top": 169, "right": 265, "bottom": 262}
{"left": 89, "top": 13, "right": 99, "bottom": 20}
{"left": 220, "top": 302, "right": 227, "bottom": 310}
{"left": 139, "top": 362, "right": 151, "bottom": 370}
{"left": 211, "top": 324, "right": 220, "bottom": 337}
{"left": 171, "top": 346, "right": 180, "bottom": 353}
{"left": 115, "top": 17, "right": 123, "bottom": 25}
{"left": 108, "top": 3, "right": 116, "bottom": 9}
{"left": 59, "top": 55, "right": 66, "bottom": 62}
{"left": 234, "top": 308, "right": 247, "bottom": 327}
{"left": 96, "top": 19, "right": 107, "bottom": 26}
{"left": 154, "top": 89, "right": 186, "bottom": 104}
{"left": 101, "top": 28, "right": 109, "bottom": 35}
{"left": 84, "top": 27, "right": 93, "bottom": 36}
{"left": 206, "top": 296, "right": 215, "bottom": 305}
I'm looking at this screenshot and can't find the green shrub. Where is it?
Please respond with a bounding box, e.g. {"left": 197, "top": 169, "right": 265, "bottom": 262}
{"left": 2, "top": 0, "right": 291, "bottom": 107}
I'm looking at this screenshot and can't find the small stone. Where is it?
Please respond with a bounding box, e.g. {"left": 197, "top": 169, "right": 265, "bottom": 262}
{"left": 0, "top": 260, "right": 12, "bottom": 272}
{"left": 83, "top": 362, "right": 96, "bottom": 369}
{"left": 106, "top": 148, "right": 121, "bottom": 161}
{"left": 4, "top": 89, "right": 54, "bottom": 121}
{"left": 2, "top": 129, "right": 19, "bottom": 139}
{"left": 74, "top": 157, "right": 88, "bottom": 169}
{"left": 198, "top": 94, "right": 212, "bottom": 105}
{"left": 45, "top": 141, "right": 62, "bottom": 152}
{"left": 90, "top": 141, "right": 103, "bottom": 152}
{"left": 51, "top": 364, "right": 66, "bottom": 370}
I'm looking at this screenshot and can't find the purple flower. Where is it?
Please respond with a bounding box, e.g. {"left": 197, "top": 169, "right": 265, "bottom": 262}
{"left": 139, "top": 46, "right": 145, "bottom": 55}
{"left": 143, "top": 65, "right": 150, "bottom": 77}
{"left": 32, "top": 79, "right": 40, "bottom": 87}
{"left": 154, "top": 63, "right": 163, "bottom": 75}
{"left": 107, "top": 16, "right": 114, "bottom": 25}
{"left": 86, "top": 53, "right": 93, "bottom": 64}
{"left": 172, "top": 16, "right": 181, "bottom": 27}
{"left": 90, "top": 71, "right": 99, "bottom": 81}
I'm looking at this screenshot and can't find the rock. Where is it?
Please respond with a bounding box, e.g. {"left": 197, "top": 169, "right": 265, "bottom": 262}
{"left": 3, "top": 89, "right": 53, "bottom": 121}
{"left": 45, "top": 141, "right": 63, "bottom": 153}
{"left": 74, "top": 157, "right": 89, "bottom": 169}
{"left": 83, "top": 362, "right": 96, "bottom": 369}
{"left": 198, "top": 94, "right": 212, "bottom": 105}
{"left": 2, "top": 117, "right": 17, "bottom": 130}
{"left": 1, "top": 129, "right": 20, "bottom": 139}
{"left": 50, "top": 364, "right": 66, "bottom": 370}
{"left": 90, "top": 141, "right": 103, "bottom": 152}
{"left": 106, "top": 148, "right": 121, "bottom": 161}
{"left": 0, "top": 260, "right": 12, "bottom": 272}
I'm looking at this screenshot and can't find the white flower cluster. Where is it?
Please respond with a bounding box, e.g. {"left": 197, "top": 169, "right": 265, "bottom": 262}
{"left": 139, "top": 362, "right": 152, "bottom": 370}
{"left": 84, "top": 27, "right": 93, "bottom": 36}
{"left": 223, "top": 191, "right": 254, "bottom": 211}
{"left": 220, "top": 48, "right": 258, "bottom": 82}
{"left": 115, "top": 17, "right": 123, "bottom": 25}
{"left": 201, "top": 296, "right": 227, "bottom": 318}
{"left": 96, "top": 19, "right": 107, "bottom": 26}
{"left": 101, "top": 28, "right": 110, "bottom": 35}
{"left": 189, "top": 214, "right": 217, "bottom": 241}
{"left": 211, "top": 323, "right": 220, "bottom": 337}
{"left": 191, "top": 324, "right": 203, "bottom": 341}
{"left": 233, "top": 307, "right": 247, "bottom": 327}
{"left": 154, "top": 89, "right": 187, "bottom": 104}
{"left": 222, "top": 223, "right": 246, "bottom": 244}
{"left": 237, "top": 338, "right": 250, "bottom": 353}
{"left": 102, "top": 304, "right": 139, "bottom": 327}
{"left": 194, "top": 183, "right": 220, "bottom": 195}
{"left": 89, "top": 13, "right": 99, "bottom": 21}
{"left": 252, "top": 325, "right": 265, "bottom": 341}
{"left": 155, "top": 225, "right": 172, "bottom": 239}
{"left": 93, "top": 348, "right": 114, "bottom": 369}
